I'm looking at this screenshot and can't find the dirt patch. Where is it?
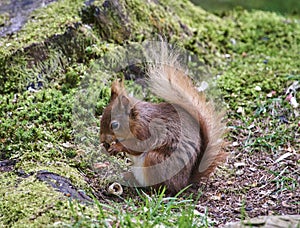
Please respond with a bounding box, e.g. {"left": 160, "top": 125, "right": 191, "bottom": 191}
{"left": 187, "top": 140, "right": 299, "bottom": 226}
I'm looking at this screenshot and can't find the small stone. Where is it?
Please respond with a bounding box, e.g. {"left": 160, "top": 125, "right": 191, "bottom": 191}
{"left": 236, "top": 170, "right": 244, "bottom": 176}
{"left": 234, "top": 162, "right": 246, "bottom": 168}
{"left": 254, "top": 86, "right": 261, "bottom": 91}
{"left": 290, "top": 96, "right": 299, "bottom": 108}
{"left": 245, "top": 206, "right": 252, "bottom": 211}
{"left": 237, "top": 107, "right": 244, "bottom": 114}
{"left": 267, "top": 91, "right": 276, "bottom": 97}
{"left": 251, "top": 182, "right": 258, "bottom": 187}
{"left": 232, "top": 141, "right": 239, "bottom": 147}
{"left": 62, "top": 142, "right": 74, "bottom": 148}
{"left": 230, "top": 38, "right": 237, "bottom": 45}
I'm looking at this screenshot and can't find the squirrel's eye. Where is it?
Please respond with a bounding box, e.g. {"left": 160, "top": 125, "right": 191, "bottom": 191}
{"left": 110, "top": 121, "right": 120, "bottom": 130}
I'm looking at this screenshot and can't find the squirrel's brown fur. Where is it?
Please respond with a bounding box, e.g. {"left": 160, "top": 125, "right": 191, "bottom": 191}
{"left": 100, "top": 44, "right": 226, "bottom": 194}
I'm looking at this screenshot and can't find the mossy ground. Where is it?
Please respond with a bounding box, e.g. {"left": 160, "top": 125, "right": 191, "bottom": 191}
{"left": 0, "top": 0, "right": 299, "bottom": 227}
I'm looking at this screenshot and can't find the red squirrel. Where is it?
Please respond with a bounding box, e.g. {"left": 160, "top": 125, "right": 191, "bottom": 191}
{"left": 100, "top": 44, "right": 226, "bottom": 194}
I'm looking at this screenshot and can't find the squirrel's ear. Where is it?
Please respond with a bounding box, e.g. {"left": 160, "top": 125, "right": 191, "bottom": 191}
{"left": 111, "top": 79, "right": 125, "bottom": 101}
{"left": 118, "top": 95, "right": 132, "bottom": 114}
{"left": 120, "top": 95, "right": 130, "bottom": 107}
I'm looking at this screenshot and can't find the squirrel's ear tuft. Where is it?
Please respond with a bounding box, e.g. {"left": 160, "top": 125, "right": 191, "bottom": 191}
{"left": 111, "top": 79, "right": 125, "bottom": 101}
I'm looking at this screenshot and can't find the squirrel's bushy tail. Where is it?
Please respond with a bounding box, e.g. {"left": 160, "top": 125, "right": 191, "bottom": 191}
{"left": 147, "top": 42, "right": 226, "bottom": 179}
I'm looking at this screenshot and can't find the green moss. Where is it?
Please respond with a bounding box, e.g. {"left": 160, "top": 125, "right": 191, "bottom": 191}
{"left": 0, "top": 0, "right": 85, "bottom": 54}
{"left": 0, "top": 171, "right": 101, "bottom": 227}
{"left": 215, "top": 10, "right": 300, "bottom": 112}
{"left": 0, "top": 89, "right": 74, "bottom": 158}
{"left": 0, "top": 12, "right": 10, "bottom": 27}
{"left": 0, "top": 172, "right": 68, "bottom": 227}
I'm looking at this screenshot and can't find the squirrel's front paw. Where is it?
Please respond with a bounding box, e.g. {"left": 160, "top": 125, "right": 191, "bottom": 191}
{"left": 107, "top": 142, "right": 124, "bottom": 156}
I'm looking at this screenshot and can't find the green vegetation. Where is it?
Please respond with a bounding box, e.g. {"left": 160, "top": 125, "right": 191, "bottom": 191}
{"left": 191, "top": 0, "right": 300, "bottom": 16}
{"left": 0, "top": 0, "right": 299, "bottom": 227}
{"left": 64, "top": 188, "right": 209, "bottom": 227}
